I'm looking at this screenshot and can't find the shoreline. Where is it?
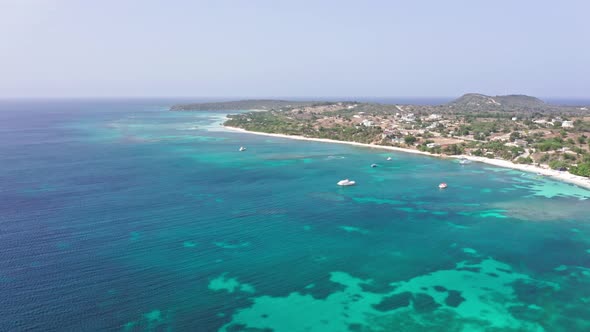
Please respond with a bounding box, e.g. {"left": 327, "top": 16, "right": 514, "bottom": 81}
{"left": 223, "top": 125, "right": 590, "bottom": 191}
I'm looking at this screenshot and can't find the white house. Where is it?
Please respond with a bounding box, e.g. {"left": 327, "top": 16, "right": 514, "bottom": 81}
{"left": 361, "top": 120, "right": 374, "bottom": 127}
{"left": 391, "top": 138, "right": 404, "bottom": 144}
{"left": 562, "top": 121, "right": 574, "bottom": 128}
{"left": 401, "top": 114, "right": 415, "bottom": 122}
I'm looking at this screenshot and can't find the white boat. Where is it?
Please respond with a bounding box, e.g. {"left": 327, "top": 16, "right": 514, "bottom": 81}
{"left": 371, "top": 163, "right": 378, "bottom": 168}
{"left": 386, "top": 157, "right": 392, "bottom": 161}
{"left": 459, "top": 158, "right": 471, "bottom": 165}
{"left": 239, "top": 146, "right": 246, "bottom": 151}
{"left": 337, "top": 179, "right": 356, "bottom": 186}
{"left": 438, "top": 182, "right": 448, "bottom": 189}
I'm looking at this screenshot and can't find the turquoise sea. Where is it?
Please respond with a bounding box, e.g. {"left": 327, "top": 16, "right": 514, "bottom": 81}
{"left": 1, "top": 99, "right": 590, "bottom": 331}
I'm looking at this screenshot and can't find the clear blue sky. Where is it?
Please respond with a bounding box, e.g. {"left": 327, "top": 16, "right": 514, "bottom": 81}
{"left": 1, "top": 0, "right": 588, "bottom": 98}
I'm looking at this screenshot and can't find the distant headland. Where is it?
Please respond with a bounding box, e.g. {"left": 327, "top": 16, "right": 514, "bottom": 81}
{"left": 170, "top": 93, "right": 588, "bottom": 112}
{"left": 169, "top": 99, "right": 320, "bottom": 111}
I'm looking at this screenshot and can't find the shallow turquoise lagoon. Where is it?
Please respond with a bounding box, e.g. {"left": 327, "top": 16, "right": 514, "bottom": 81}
{"left": 1, "top": 100, "right": 589, "bottom": 331}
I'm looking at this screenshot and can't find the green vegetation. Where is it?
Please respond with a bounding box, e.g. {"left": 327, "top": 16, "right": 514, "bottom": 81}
{"left": 404, "top": 135, "right": 417, "bottom": 145}
{"left": 570, "top": 163, "right": 590, "bottom": 177}
{"left": 535, "top": 138, "right": 564, "bottom": 152}
{"left": 549, "top": 160, "right": 568, "bottom": 170}
{"left": 515, "top": 157, "right": 533, "bottom": 164}
{"left": 225, "top": 109, "right": 383, "bottom": 144}
{"left": 442, "top": 144, "right": 465, "bottom": 155}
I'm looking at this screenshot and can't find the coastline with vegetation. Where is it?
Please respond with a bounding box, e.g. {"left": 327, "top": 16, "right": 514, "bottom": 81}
{"left": 223, "top": 125, "right": 590, "bottom": 190}
{"left": 171, "top": 94, "right": 590, "bottom": 190}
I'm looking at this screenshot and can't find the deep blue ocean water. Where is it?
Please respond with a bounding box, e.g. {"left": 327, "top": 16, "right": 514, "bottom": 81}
{"left": 1, "top": 99, "right": 590, "bottom": 331}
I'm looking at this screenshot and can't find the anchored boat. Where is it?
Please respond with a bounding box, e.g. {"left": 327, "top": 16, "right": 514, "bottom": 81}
{"left": 337, "top": 179, "right": 356, "bottom": 186}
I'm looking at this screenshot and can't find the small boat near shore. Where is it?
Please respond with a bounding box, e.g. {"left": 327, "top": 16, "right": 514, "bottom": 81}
{"left": 459, "top": 158, "right": 471, "bottom": 165}
{"left": 239, "top": 146, "right": 246, "bottom": 151}
{"left": 386, "top": 157, "right": 392, "bottom": 161}
{"left": 371, "top": 163, "right": 378, "bottom": 168}
{"left": 337, "top": 179, "right": 356, "bottom": 186}
{"left": 439, "top": 182, "right": 448, "bottom": 189}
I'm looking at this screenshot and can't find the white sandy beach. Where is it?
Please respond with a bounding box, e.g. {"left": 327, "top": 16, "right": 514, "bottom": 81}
{"left": 224, "top": 126, "right": 590, "bottom": 190}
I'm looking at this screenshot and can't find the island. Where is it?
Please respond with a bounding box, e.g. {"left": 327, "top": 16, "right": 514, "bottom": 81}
{"left": 170, "top": 99, "right": 319, "bottom": 111}
{"left": 171, "top": 94, "right": 590, "bottom": 184}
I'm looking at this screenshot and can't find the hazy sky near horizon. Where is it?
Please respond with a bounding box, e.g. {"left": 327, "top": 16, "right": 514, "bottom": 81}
{"left": 1, "top": 0, "right": 589, "bottom": 98}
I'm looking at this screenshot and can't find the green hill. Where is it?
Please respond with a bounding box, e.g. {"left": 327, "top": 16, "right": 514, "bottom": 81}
{"left": 448, "top": 93, "right": 546, "bottom": 109}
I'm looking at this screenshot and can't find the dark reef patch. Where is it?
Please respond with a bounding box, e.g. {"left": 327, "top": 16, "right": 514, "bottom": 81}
{"left": 445, "top": 290, "right": 465, "bottom": 307}
{"left": 372, "top": 292, "right": 412, "bottom": 312}
{"left": 413, "top": 293, "right": 440, "bottom": 313}
{"left": 434, "top": 285, "right": 447, "bottom": 292}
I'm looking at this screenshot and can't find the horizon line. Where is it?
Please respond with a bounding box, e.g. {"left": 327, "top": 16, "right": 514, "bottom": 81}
{"left": 1, "top": 95, "right": 590, "bottom": 100}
